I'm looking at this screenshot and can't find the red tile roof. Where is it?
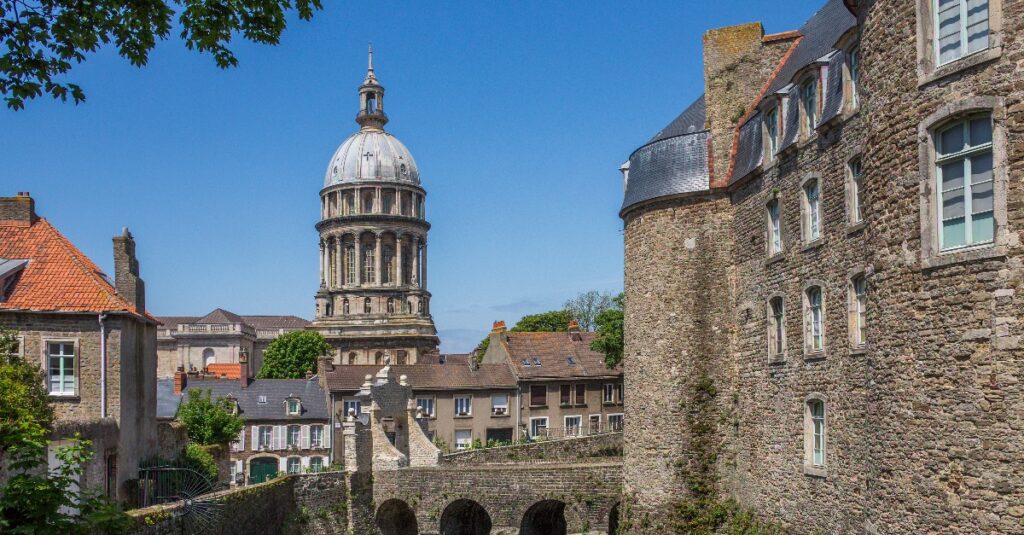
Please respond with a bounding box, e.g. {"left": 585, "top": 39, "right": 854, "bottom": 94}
{"left": 503, "top": 331, "right": 621, "bottom": 380}
{"left": 325, "top": 362, "right": 517, "bottom": 392}
{"left": 0, "top": 218, "right": 149, "bottom": 318}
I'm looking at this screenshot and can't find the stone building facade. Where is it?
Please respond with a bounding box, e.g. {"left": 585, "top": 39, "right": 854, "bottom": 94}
{"left": 620, "top": 0, "right": 1024, "bottom": 532}
{"left": 155, "top": 309, "right": 310, "bottom": 378}
{"left": 312, "top": 48, "right": 439, "bottom": 366}
{"left": 0, "top": 193, "right": 159, "bottom": 501}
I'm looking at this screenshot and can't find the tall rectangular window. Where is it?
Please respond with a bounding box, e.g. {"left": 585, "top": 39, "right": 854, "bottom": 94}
{"left": 806, "top": 287, "right": 824, "bottom": 353}
{"left": 416, "top": 397, "right": 435, "bottom": 417}
{"left": 47, "top": 342, "right": 75, "bottom": 396}
{"left": 529, "top": 417, "right": 548, "bottom": 439}
{"left": 765, "top": 106, "right": 779, "bottom": 155}
{"left": 848, "top": 48, "right": 860, "bottom": 109}
{"left": 603, "top": 384, "right": 614, "bottom": 404}
{"left": 849, "top": 159, "right": 863, "bottom": 224}
{"left": 343, "top": 399, "right": 361, "bottom": 418}
{"left": 287, "top": 457, "right": 301, "bottom": 474}
{"left": 559, "top": 384, "right": 571, "bottom": 406}
{"left": 258, "top": 426, "right": 272, "bottom": 448}
{"left": 803, "top": 180, "right": 821, "bottom": 243}
{"left": 937, "top": 115, "right": 994, "bottom": 250}
{"left": 491, "top": 394, "right": 509, "bottom": 416}
{"left": 362, "top": 246, "right": 375, "bottom": 283}
{"left": 608, "top": 414, "right": 624, "bottom": 432}
{"left": 574, "top": 383, "right": 586, "bottom": 405}
{"left": 809, "top": 400, "right": 826, "bottom": 467}
{"left": 310, "top": 425, "right": 323, "bottom": 448}
{"left": 454, "top": 396, "right": 472, "bottom": 416}
{"left": 455, "top": 430, "right": 472, "bottom": 451}
{"left": 935, "top": 0, "right": 990, "bottom": 65}
{"left": 530, "top": 385, "right": 547, "bottom": 407}
{"left": 768, "top": 297, "right": 785, "bottom": 358}
{"left": 801, "top": 78, "right": 818, "bottom": 132}
{"left": 767, "top": 199, "right": 782, "bottom": 255}
{"left": 851, "top": 276, "right": 868, "bottom": 348}
{"left": 345, "top": 247, "right": 356, "bottom": 285}
{"left": 287, "top": 425, "right": 300, "bottom": 447}
{"left": 565, "top": 416, "right": 582, "bottom": 437}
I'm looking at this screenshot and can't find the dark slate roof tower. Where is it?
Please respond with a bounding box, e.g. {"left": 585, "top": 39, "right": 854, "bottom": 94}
{"left": 312, "top": 47, "right": 439, "bottom": 366}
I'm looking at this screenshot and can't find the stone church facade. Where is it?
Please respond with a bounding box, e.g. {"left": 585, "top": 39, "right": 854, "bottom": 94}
{"left": 621, "top": 0, "right": 1023, "bottom": 533}
{"left": 312, "top": 48, "right": 439, "bottom": 366}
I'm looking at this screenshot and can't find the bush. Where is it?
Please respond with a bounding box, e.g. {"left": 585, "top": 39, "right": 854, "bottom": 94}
{"left": 257, "top": 330, "right": 332, "bottom": 379}
{"left": 180, "top": 443, "right": 219, "bottom": 484}
{"left": 176, "top": 389, "right": 245, "bottom": 445}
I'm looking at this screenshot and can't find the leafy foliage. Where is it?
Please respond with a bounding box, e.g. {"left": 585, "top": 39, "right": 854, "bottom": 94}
{"left": 257, "top": 329, "right": 332, "bottom": 379}
{"left": 176, "top": 388, "right": 245, "bottom": 445}
{"left": 0, "top": 328, "right": 131, "bottom": 534}
{"left": 180, "top": 442, "right": 218, "bottom": 484}
{"left": 564, "top": 290, "right": 615, "bottom": 331}
{"left": 476, "top": 309, "right": 575, "bottom": 357}
{"left": 590, "top": 293, "right": 624, "bottom": 369}
{"left": 0, "top": 0, "right": 324, "bottom": 109}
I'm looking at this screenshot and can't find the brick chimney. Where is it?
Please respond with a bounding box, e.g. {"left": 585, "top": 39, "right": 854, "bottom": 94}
{"left": 568, "top": 319, "right": 582, "bottom": 342}
{"left": 174, "top": 367, "right": 187, "bottom": 395}
{"left": 112, "top": 228, "right": 146, "bottom": 313}
{"left": 0, "top": 192, "right": 37, "bottom": 226}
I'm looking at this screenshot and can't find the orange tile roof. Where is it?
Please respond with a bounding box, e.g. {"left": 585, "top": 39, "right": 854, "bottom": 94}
{"left": 0, "top": 218, "right": 149, "bottom": 318}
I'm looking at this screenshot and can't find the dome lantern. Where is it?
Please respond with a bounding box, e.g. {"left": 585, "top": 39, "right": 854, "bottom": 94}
{"left": 357, "top": 44, "right": 388, "bottom": 131}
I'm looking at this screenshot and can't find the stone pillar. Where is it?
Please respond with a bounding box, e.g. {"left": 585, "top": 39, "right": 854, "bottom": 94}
{"left": 336, "top": 236, "right": 344, "bottom": 288}
{"left": 396, "top": 236, "right": 404, "bottom": 287}
{"left": 421, "top": 241, "right": 428, "bottom": 291}
{"left": 374, "top": 233, "right": 382, "bottom": 287}
{"left": 411, "top": 236, "right": 419, "bottom": 286}
{"left": 319, "top": 240, "right": 325, "bottom": 287}
{"left": 354, "top": 235, "right": 363, "bottom": 286}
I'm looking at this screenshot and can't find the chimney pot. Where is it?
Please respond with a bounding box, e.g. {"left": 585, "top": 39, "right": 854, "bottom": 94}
{"left": 174, "top": 369, "right": 187, "bottom": 395}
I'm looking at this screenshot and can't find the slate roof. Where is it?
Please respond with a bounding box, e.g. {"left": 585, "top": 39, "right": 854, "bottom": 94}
{"left": 156, "top": 312, "right": 311, "bottom": 330}
{"left": 503, "top": 332, "right": 621, "bottom": 380}
{"left": 166, "top": 377, "right": 329, "bottom": 421}
{"left": 324, "top": 362, "right": 517, "bottom": 392}
{"left": 243, "top": 316, "right": 311, "bottom": 330}
{"left": 156, "top": 378, "right": 182, "bottom": 419}
{"left": 646, "top": 95, "right": 707, "bottom": 144}
{"left": 0, "top": 217, "right": 151, "bottom": 319}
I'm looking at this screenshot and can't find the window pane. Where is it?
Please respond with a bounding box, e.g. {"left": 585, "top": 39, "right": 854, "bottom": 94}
{"left": 971, "top": 179, "right": 993, "bottom": 213}
{"left": 966, "top": 0, "right": 990, "bottom": 53}
{"left": 942, "top": 188, "right": 966, "bottom": 219}
{"left": 943, "top": 218, "right": 967, "bottom": 249}
{"left": 969, "top": 117, "right": 992, "bottom": 146}
{"left": 939, "top": 122, "right": 964, "bottom": 155}
{"left": 972, "top": 212, "right": 995, "bottom": 243}
{"left": 941, "top": 160, "right": 965, "bottom": 191}
{"left": 970, "top": 152, "right": 993, "bottom": 184}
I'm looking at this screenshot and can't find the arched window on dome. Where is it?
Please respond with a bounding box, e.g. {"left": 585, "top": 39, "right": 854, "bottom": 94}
{"left": 382, "top": 191, "right": 394, "bottom": 214}
{"left": 364, "top": 297, "right": 372, "bottom": 314}
{"left": 363, "top": 245, "right": 375, "bottom": 284}
{"left": 345, "top": 247, "right": 356, "bottom": 285}
{"left": 344, "top": 193, "right": 355, "bottom": 215}
{"left": 363, "top": 192, "right": 374, "bottom": 214}
{"left": 382, "top": 246, "right": 394, "bottom": 284}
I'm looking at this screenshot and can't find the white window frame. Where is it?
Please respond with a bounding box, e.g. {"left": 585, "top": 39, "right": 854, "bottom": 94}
{"left": 848, "top": 158, "right": 863, "bottom": 225}
{"left": 286, "top": 457, "right": 301, "bottom": 475}
{"left": 804, "top": 285, "right": 825, "bottom": 355}
{"left": 310, "top": 425, "right": 324, "bottom": 448}
{"left": 529, "top": 417, "right": 549, "bottom": 439}
{"left": 847, "top": 46, "right": 860, "bottom": 111}
{"left": 935, "top": 114, "right": 995, "bottom": 251}
{"left": 415, "top": 397, "right": 435, "bottom": 418}
{"left": 564, "top": 415, "right": 582, "bottom": 437}
{"left": 309, "top": 456, "right": 324, "bottom": 473}
{"left": 588, "top": 414, "right": 601, "bottom": 434}
{"left": 287, "top": 399, "right": 300, "bottom": 416}
{"left": 850, "top": 275, "right": 868, "bottom": 349}
{"left": 933, "top": 0, "right": 990, "bottom": 67}
{"left": 800, "top": 76, "right": 819, "bottom": 134}
{"left": 490, "top": 394, "right": 509, "bottom": 416}
{"left": 454, "top": 429, "right": 473, "bottom": 451}
{"left": 286, "top": 425, "right": 300, "bottom": 448}
{"left": 801, "top": 178, "right": 822, "bottom": 244}
{"left": 608, "top": 413, "right": 624, "bottom": 432}
{"left": 342, "top": 398, "right": 362, "bottom": 419}
{"left": 258, "top": 425, "right": 273, "bottom": 449}
{"left": 765, "top": 105, "right": 780, "bottom": 158}
{"left": 767, "top": 198, "right": 782, "bottom": 256}
{"left": 602, "top": 383, "right": 614, "bottom": 404}
{"left": 45, "top": 340, "right": 77, "bottom": 396}
{"left": 767, "top": 295, "right": 786, "bottom": 361}
{"left": 804, "top": 396, "right": 827, "bottom": 477}
{"left": 454, "top": 395, "right": 472, "bottom": 417}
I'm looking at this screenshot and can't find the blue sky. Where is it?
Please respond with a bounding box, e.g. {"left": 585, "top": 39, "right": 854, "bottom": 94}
{"left": 1, "top": 1, "right": 823, "bottom": 352}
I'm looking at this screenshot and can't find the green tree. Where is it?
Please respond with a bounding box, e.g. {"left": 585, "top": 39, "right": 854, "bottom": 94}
{"left": 0, "top": 328, "right": 131, "bottom": 534}
{"left": 590, "top": 293, "right": 624, "bottom": 369}
{"left": 564, "top": 290, "right": 615, "bottom": 331}
{"left": 256, "top": 329, "right": 331, "bottom": 379}
{"left": 176, "top": 389, "right": 245, "bottom": 445}
{"left": 179, "top": 443, "right": 218, "bottom": 483}
{"left": 1, "top": 0, "right": 323, "bottom": 109}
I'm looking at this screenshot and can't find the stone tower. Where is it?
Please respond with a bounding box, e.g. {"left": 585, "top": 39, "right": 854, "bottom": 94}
{"left": 312, "top": 47, "right": 439, "bottom": 366}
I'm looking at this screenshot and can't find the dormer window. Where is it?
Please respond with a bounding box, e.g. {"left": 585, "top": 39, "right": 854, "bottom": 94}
{"left": 800, "top": 77, "right": 819, "bottom": 134}
{"left": 286, "top": 398, "right": 300, "bottom": 415}
{"left": 765, "top": 105, "right": 780, "bottom": 157}
{"left": 847, "top": 47, "right": 860, "bottom": 111}
{"left": 257, "top": 395, "right": 267, "bottom": 404}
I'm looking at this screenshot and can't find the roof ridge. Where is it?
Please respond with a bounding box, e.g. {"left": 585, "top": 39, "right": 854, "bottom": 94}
{"left": 39, "top": 218, "right": 137, "bottom": 314}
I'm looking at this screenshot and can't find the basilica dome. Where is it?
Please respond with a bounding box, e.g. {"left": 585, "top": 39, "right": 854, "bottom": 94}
{"left": 323, "top": 130, "right": 420, "bottom": 187}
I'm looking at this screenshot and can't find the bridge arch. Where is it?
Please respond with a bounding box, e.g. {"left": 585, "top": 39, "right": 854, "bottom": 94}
{"left": 519, "top": 499, "right": 567, "bottom": 535}
{"left": 375, "top": 498, "right": 417, "bottom": 535}
{"left": 439, "top": 498, "right": 491, "bottom": 535}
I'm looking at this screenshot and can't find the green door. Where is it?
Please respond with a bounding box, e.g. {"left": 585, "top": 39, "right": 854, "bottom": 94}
{"left": 249, "top": 457, "right": 278, "bottom": 484}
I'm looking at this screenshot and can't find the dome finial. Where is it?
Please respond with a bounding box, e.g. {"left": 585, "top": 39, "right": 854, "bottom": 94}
{"left": 367, "top": 43, "right": 375, "bottom": 79}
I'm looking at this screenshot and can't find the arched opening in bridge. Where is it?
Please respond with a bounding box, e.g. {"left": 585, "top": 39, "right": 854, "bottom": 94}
{"left": 375, "top": 498, "right": 417, "bottom": 535}
{"left": 439, "top": 498, "right": 491, "bottom": 535}
{"left": 519, "top": 500, "right": 567, "bottom": 535}
{"left": 609, "top": 502, "right": 620, "bottom": 535}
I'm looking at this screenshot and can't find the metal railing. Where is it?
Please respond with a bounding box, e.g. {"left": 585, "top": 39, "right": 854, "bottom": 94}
{"left": 525, "top": 421, "right": 624, "bottom": 441}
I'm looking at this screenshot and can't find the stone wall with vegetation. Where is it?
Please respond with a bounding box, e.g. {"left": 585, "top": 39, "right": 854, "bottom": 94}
{"left": 439, "top": 432, "right": 623, "bottom": 466}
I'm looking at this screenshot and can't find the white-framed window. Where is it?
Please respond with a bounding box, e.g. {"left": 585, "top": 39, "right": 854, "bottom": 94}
{"left": 800, "top": 76, "right": 819, "bottom": 132}
{"left": 588, "top": 414, "right": 601, "bottom": 434}
{"left": 805, "top": 286, "right": 825, "bottom": 354}
{"left": 529, "top": 417, "right": 549, "bottom": 439}
{"left": 850, "top": 275, "right": 868, "bottom": 348}
{"left": 287, "top": 457, "right": 301, "bottom": 475}
{"left": 565, "top": 415, "right": 582, "bottom": 437}
{"left": 310, "top": 425, "right": 324, "bottom": 448}
{"left": 848, "top": 159, "right": 863, "bottom": 224}
{"left": 258, "top": 425, "right": 273, "bottom": 449}
{"left": 806, "top": 398, "right": 827, "bottom": 469}
{"left": 454, "top": 430, "right": 472, "bottom": 451}
{"left": 287, "top": 425, "right": 300, "bottom": 448}
{"left": 767, "top": 198, "right": 782, "bottom": 255}
{"left": 491, "top": 394, "right": 509, "bottom": 416}
{"left": 231, "top": 428, "right": 245, "bottom": 452}
{"left": 847, "top": 47, "right": 860, "bottom": 110}
{"left": 765, "top": 105, "right": 780, "bottom": 156}
{"left": 608, "top": 414, "right": 624, "bottom": 432}
{"left": 936, "top": 114, "right": 994, "bottom": 250}
{"left": 342, "top": 399, "right": 361, "bottom": 419}
{"left": 603, "top": 384, "right": 614, "bottom": 404}
{"left": 287, "top": 399, "right": 300, "bottom": 415}
{"left": 802, "top": 179, "right": 821, "bottom": 243}
{"left": 309, "top": 456, "right": 324, "bottom": 473}
{"left": 257, "top": 395, "right": 268, "bottom": 404}
{"left": 934, "top": 0, "right": 990, "bottom": 66}
{"left": 768, "top": 296, "right": 786, "bottom": 359}
{"left": 47, "top": 341, "right": 76, "bottom": 396}
{"left": 454, "top": 395, "right": 472, "bottom": 417}
{"left": 416, "top": 397, "right": 435, "bottom": 418}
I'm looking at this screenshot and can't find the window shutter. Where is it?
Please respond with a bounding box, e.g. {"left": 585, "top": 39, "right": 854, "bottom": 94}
{"left": 278, "top": 456, "right": 288, "bottom": 472}
{"left": 301, "top": 425, "right": 310, "bottom": 449}
{"left": 324, "top": 425, "right": 331, "bottom": 449}
{"left": 301, "top": 456, "right": 310, "bottom": 469}
{"left": 251, "top": 426, "right": 258, "bottom": 451}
